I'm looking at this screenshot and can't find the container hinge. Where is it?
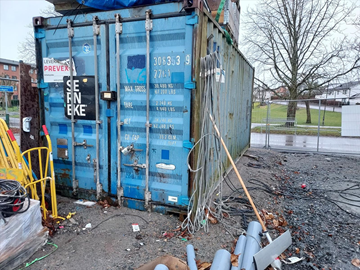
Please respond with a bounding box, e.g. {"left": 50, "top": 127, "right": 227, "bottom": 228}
{"left": 185, "top": 82, "right": 196, "bottom": 90}
{"left": 183, "top": 139, "right": 194, "bottom": 149}
{"left": 67, "top": 19, "right": 74, "bottom": 38}
{"left": 145, "top": 10, "right": 153, "bottom": 31}
{"left": 34, "top": 28, "right": 45, "bottom": 39}
{"left": 115, "top": 14, "right": 123, "bottom": 34}
{"left": 186, "top": 14, "right": 199, "bottom": 25}
{"left": 93, "top": 16, "right": 100, "bottom": 36}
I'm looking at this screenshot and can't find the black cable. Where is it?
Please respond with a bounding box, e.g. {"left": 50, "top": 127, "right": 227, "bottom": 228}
{"left": 0, "top": 180, "right": 30, "bottom": 219}
{"left": 91, "top": 213, "right": 149, "bottom": 231}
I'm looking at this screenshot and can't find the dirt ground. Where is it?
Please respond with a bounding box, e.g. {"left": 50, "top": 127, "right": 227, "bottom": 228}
{"left": 20, "top": 148, "right": 360, "bottom": 270}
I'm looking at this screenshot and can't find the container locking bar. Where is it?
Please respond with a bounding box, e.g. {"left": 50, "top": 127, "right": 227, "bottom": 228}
{"left": 145, "top": 9, "right": 152, "bottom": 209}
{"left": 124, "top": 160, "right": 146, "bottom": 171}
{"left": 93, "top": 16, "right": 102, "bottom": 200}
{"left": 120, "top": 143, "right": 142, "bottom": 155}
{"left": 74, "top": 139, "right": 93, "bottom": 149}
{"left": 115, "top": 13, "right": 123, "bottom": 205}
{"left": 67, "top": 19, "right": 78, "bottom": 195}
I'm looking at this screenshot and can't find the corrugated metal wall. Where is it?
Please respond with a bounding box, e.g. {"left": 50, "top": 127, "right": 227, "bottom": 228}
{"left": 34, "top": 3, "right": 253, "bottom": 212}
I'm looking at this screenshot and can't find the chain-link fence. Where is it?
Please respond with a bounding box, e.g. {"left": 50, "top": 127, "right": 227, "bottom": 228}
{"left": 251, "top": 99, "right": 360, "bottom": 155}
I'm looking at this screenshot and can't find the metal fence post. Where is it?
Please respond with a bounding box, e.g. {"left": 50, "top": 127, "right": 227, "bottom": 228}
{"left": 317, "top": 99, "right": 321, "bottom": 152}
{"left": 265, "top": 101, "right": 270, "bottom": 149}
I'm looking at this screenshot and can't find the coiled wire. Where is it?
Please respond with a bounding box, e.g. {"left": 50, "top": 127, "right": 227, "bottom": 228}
{"left": 0, "top": 179, "right": 30, "bottom": 219}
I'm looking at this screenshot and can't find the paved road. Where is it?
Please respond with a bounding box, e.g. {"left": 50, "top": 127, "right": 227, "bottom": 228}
{"left": 251, "top": 132, "right": 360, "bottom": 154}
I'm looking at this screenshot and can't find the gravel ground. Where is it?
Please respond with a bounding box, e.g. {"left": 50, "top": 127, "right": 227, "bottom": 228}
{"left": 19, "top": 148, "right": 360, "bottom": 270}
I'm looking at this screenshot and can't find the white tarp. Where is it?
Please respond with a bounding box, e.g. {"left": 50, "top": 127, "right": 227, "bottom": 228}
{"left": 0, "top": 199, "right": 48, "bottom": 270}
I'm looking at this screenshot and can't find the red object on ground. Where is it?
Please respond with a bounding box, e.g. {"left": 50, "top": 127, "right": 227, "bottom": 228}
{"left": 301, "top": 184, "right": 306, "bottom": 189}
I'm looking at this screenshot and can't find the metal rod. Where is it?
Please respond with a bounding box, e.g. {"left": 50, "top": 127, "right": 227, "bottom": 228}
{"left": 208, "top": 113, "right": 266, "bottom": 231}
{"left": 67, "top": 19, "right": 77, "bottom": 195}
{"left": 265, "top": 101, "right": 270, "bottom": 149}
{"left": 93, "top": 16, "right": 101, "bottom": 199}
{"left": 317, "top": 99, "right": 321, "bottom": 152}
{"left": 115, "top": 14, "right": 123, "bottom": 205}
{"left": 144, "top": 10, "right": 152, "bottom": 209}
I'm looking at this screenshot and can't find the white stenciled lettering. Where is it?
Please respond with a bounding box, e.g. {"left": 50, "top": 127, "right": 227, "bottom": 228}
{"left": 125, "top": 85, "right": 133, "bottom": 92}
{"left": 124, "top": 102, "right": 133, "bottom": 108}
{"left": 135, "top": 85, "right": 146, "bottom": 92}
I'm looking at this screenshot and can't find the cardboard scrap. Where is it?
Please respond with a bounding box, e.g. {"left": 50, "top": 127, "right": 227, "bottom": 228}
{"left": 136, "top": 255, "right": 189, "bottom": 270}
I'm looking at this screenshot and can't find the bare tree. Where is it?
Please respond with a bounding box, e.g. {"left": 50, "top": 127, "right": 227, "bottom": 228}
{"left": 243, "top": 0, "right": 360, "bottom": 121}
{"left": 17, "top": 32, "right": 36, "bottom": 64}
{"left": 17, "top": 5, "right": 61, "bottom": 63}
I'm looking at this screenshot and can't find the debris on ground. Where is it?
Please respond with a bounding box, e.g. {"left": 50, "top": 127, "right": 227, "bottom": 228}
{"left": 74, "top": 199, "right": 96, "bottom": 207}
{"left": 20, "top": 148, "right": 360, "bottom": 270}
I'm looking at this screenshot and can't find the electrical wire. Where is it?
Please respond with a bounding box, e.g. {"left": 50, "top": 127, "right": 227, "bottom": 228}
{"left": 0, "top": 179, "right": 30, "bottom": 221}
{"left": 181, "top": 51, "right": 246, "bottom": 236}
{"left": 91, "top": 213, "right": 149, "bottom": 231}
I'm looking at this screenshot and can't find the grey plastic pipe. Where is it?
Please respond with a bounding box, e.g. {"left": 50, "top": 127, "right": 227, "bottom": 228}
{"left": 210, "top": 249, "right": 231, "bottom": 270}
{"left": 154, "top": 264, "right": 169, "bottom": 270}
{"left": 241, "top": 221, "right": 262, "bottom": 270}
{"left": 231, "top": 235, "right": 247, "bottom": 270}
{"left": 187, "top": 245, "right": 197, "bottom": 270}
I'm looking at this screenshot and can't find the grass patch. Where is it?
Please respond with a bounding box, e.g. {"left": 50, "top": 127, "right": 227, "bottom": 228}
{"left": 0, "top": 106, "right": 19, "bottom": 113}
{"left": 252, "top": 103, "right": 341, "bottom": 127}
{"left": 251, "top": 126, "right": 341, "bottom": 137}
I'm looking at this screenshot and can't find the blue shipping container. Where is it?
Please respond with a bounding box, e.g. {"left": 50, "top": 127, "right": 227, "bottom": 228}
{"left": 34, "top": 2, "right": 254, "bottom": 212}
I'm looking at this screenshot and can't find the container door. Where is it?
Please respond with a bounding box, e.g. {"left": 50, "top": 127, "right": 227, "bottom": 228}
{"left": 40, "top": 24, "right": 111, "bottom": 199}
{"left": 109, "top": 14, "right": 196, "bottom": 209}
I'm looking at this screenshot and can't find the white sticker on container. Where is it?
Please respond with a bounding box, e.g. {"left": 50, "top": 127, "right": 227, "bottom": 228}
{"left": 215, "top": 68, "right": 221, "bottom": 82}
{"left": 43, "top": 58, "right": 77, "bottom": 83}
{"left": 221, "top": 69, "right": 225, "bottom": 83}
{"left": 168, "top": 196, "right": 178, "bottom": 202}
{"left": 156, "top": 163, "right": 176, "bottom": 170}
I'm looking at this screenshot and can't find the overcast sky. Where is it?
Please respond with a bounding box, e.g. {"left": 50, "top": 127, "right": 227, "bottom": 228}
{"left": 0, "top": 0, "right": 53, "bottom": 61}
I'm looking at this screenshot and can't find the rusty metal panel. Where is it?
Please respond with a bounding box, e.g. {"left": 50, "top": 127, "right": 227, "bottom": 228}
{"left": 20, "top": 62, "right": 41, "bottom": 177}
{"left": 190, "top": 10, "right": 254, "bottom": 195}
{"left": 57, "top": 138, "right": 68, "bottom": 159}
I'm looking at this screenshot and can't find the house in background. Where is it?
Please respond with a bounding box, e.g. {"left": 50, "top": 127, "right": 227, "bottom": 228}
{"left": 273, "top": 86, "right": 289, "bottom": 99}
{"left": 0, "top": 58, "right": 37, "bottom": 105}
{"left": 253, "top": 87, "right": 273, "bottom": 103}
{"left": 315, "top": 81, "right": 360, "bottom": 105}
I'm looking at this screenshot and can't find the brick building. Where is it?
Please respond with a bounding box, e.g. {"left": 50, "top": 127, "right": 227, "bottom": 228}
{"left": 0, "top": 58, "right": 37, "bottom": 105}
